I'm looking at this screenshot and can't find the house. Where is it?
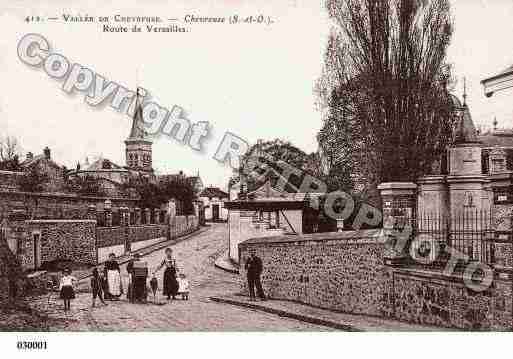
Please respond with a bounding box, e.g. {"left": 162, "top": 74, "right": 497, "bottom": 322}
{"left": 20, "top": 147, "right": 67, "bottom": 193}
{"left": 198, "top": 186, "right": 229, "bottom": 222}
{"left": 482, "top": 63, "right": 513, "bottom": 97}
{"left": 187, "top": 174, "right": 204, "bottom": 196}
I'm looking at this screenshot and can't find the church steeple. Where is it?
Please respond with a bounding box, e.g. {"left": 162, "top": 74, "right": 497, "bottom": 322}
{"left": 127, "top": 88, "right": 147, "bottom": 140}
{"left": 125, "top": 87, "right": 153, "bottom": 172}
{"left": 463, "top": 77, "right": 467, "bottom": 106}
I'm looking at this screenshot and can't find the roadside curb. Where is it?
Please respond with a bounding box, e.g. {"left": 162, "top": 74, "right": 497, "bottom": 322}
{"left": 214, "top": 253, "right": 239, "bottom": 274}
{"left": 209, "top": 296, "right": 360, "bottom": 331}
{"left": 77, "top": 226, "right": 209, "bottom": 282}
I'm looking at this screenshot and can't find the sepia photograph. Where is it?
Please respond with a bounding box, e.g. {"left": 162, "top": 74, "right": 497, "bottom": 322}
{"left": 1, "top": 0, "right": 513, "bottom": 357}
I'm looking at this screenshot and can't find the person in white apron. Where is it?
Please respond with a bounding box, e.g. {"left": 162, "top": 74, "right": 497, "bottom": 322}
{"left": 103, "top": 253, "right": 122, "bottom": 300}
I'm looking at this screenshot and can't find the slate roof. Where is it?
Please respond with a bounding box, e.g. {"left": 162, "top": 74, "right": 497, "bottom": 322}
{"left": 482, "top": 63, "right": 513, "bottom": 84}
{"left": 199, "top": 187, "right": 229, "bottom": 199}
{"left": 455, "top": 105, "right": 479, "bottom": 143}
{"left": 20, "top": 154, "right": 63, "bottom": 170}
{"left": 478, "top": 130, "right": 513, "bottom": 148}
{"left": 82, "top": 157, "right": 125, "bottom": 171}
{"left": 126, "top": 88, "right": 149, "bottom": 141}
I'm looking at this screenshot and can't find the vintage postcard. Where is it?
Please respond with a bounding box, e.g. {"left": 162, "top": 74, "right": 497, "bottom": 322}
{"left": 1, "top": 0, "right": 513, "bottom": 356}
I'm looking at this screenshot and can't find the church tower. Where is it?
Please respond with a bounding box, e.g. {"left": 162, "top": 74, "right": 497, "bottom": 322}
{"left": 125, "top": 88, "right": 153, "bottom": 173}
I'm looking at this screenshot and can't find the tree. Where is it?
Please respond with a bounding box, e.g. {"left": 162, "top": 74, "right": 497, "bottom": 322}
{"left": 0, "top": 135, "right": 22, "bottom": 171}
{"left": 124, "top": 175, "right": 196, "bottom": 214}
{"left": 235, "top": 139, "right": 320, "bottom": 193}
{"left": 317, "top": 113, "right": 358, "bottom": 192}
{"left": 159, "top": 177, "right": 196, "bottom": 215}
{"left": 17, "top": 166, "right": 48, "bottom": 193}
{"left": 317, "top": 0, "right": 456, "bottom": 196}
{"left": 67, "top": 175, "right": 106, "bottom": 197}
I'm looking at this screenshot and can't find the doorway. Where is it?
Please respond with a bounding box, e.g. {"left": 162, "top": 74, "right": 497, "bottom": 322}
{"left": 32, "top": 232, "right": 41, "bottom": 270}
{"left": 212, "top": 204, "right": 220, "bottom": 222}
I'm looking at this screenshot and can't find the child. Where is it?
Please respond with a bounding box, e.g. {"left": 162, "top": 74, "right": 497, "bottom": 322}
{"left": 149, "top": 275, "right": 159, "bottom": 303}
{"left": 177, "top": 273, "right": 190, "bottom": 300}
{"left": 91, "top": 268, "right": 107, "bottom": 307}
{"left": 59, "top": 268, "right": 77, "bottom": 312}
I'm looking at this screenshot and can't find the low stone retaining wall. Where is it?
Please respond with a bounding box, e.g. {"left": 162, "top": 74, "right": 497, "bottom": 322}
{"left": 25, "top": 220, "right": 96, "bottom": 266}
{"left": 3, "top": 215, "right": 200, "bottom": 270}
{"left": 129, "top": 225, "right": 168, "bottom": 244}
{"left": 96, "top": 217, "right": 198, "bottom": 262}
{"left": 96, "top": 227, "right": 126, "bottom": 248}
{"left": 239, "top": 229, "right": 388, "bottom": 317}
{"left": 384, "top": 268, "right": 496, "bottom": 330}
{"left": 240, "top": 230, "right": 513, "bottom": 330}
{"left": 96, "top": 225, "right": 169, "bottom": 249}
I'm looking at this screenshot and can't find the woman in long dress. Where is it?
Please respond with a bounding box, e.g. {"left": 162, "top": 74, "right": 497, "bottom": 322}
{"left": 154, "top": 248, "right": 179, "bottom": 301}
{"left": 104, "top": 253, "right": 122, "bottom": 300}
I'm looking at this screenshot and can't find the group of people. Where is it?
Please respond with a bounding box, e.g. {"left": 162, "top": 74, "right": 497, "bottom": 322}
{"left": 58, "top": 248, "right": 190, "bottom": 312}
{"left": 58, "top": 248, "right": 267, "bottom": 312}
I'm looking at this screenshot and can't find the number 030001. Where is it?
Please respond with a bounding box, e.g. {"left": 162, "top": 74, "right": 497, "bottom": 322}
{"left": 17, "top": 341, "right": 47, "bottom": 350}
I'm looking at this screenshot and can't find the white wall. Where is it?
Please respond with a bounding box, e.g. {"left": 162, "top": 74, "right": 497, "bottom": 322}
{"left": 97, "top": 244, "right": 125, "bottom": 263}
{"left": 131, "top": 236, "right": 167, "bottom": 252}
{"left": 279, "top": 210, "right": 303, "bottom": 234}
{"left": 201, "top": 196, "right": 228, "bottom": 221}
{"left": 228, "top": 210, "right": 286, "bottom": 264}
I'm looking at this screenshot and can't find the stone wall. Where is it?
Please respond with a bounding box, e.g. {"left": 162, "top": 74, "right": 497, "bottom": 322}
{"left": 96, "top": 217, "right": 198, "bottom": 262}
{"left": 239, "top": 229, "right": 389, "bottom": 317}
{"left": 0, "top": 190, "right": 137, "bottom": 220}
{"left": 170, "top": 216, "right": 192, "bottom": 238}
{"left": 24, "top": 220, "right": 96, "bottom": 267}
{"left": 0, "top": 170, "right": 23, "bottom": 192}
{"left": 129, "top": 225, "right": 169, "bottom": 243}
{"left": 96, "top": 227, "right": 126, "bottom": 247}
{"left": 387, "top": 268, "right": 495, "bottom": 330}
{"left": 240, "top": 230, "right": 513, "bottom": 330}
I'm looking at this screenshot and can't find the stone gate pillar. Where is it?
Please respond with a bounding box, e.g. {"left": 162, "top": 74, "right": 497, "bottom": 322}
{"left": 87, "top": 205, "right": 97, "bottom": 221}
{"left": 168, "top": 199, "right": 177, "bottom": 219}
{"left": 378, "top": 182, "right": 417, "bottom": 266}
{"left": 135, "top": 208, "right": 141, "bottom": 225}
{"left": 144, "top": 208, "right": 151, "bottom": 224}
{"left": 119, "top": 207, "right": 129, "bottom": 226}
{"left": 154, "top": 208, "right": 160, "bottom": 224}
{"left": 104, "top": 208, "right": 112, "bottom": 227}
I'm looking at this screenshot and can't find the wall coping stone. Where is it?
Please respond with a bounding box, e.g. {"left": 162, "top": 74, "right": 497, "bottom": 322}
{"left": 240, "top": 229, "right": 384, "bottom": 247}
{"left": 0, "top": 189, "right": 138, "bottom": 202}
{"left": 417, "top": 175, "right": 447, "bottom": 185}
{"left": 390, "top": 265, "right": 496, "bottom": 291}
{"left": 446, "top": 175, "right": 490, "bottom": 184}
{"left": 26, "top": 219, "right": 97, "bottom": 223}
{"left": 377, "top": 182, "right": 417, "bottom": 190}
{"left": 0, "top": 170, "right": 24, "bottom": 175}
{"left": 97, "top": 224, "right": 168, "bottom": 230}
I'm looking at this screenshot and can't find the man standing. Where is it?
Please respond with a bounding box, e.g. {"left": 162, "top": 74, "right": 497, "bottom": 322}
{"left": 245, "top": 250, "right": 266, "bottom": 301}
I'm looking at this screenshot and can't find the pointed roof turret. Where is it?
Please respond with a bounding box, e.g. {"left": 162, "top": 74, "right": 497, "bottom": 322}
{"left": 127, "top": 87, "right": 147, "bottom": 141}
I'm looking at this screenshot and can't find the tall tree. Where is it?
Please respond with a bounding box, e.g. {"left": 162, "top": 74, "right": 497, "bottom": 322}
{"left": 317, "top": 0, "right": 456, "bottom": 195}
{"left": 235, "top": 139, "right": 321, "bottom": 193}
{"left": 0, "top": 135, "right": 22, "bottom": 171}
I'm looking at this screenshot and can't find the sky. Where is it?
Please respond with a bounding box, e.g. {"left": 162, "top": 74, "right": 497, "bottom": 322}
{"left": 0, "top": 0, "right": 512, "bottom": 189}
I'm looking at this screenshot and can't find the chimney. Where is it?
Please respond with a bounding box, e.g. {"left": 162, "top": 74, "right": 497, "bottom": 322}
{"left": 43, "top": 147, "right": 51, "bottom": 160}
{"left": 26, "top": 152, "right": 33, "bottom": 160}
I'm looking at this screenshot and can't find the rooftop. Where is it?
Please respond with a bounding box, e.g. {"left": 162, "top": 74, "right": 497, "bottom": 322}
{"left": 199, "top": 187, "right": 229, "bottom": 199}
